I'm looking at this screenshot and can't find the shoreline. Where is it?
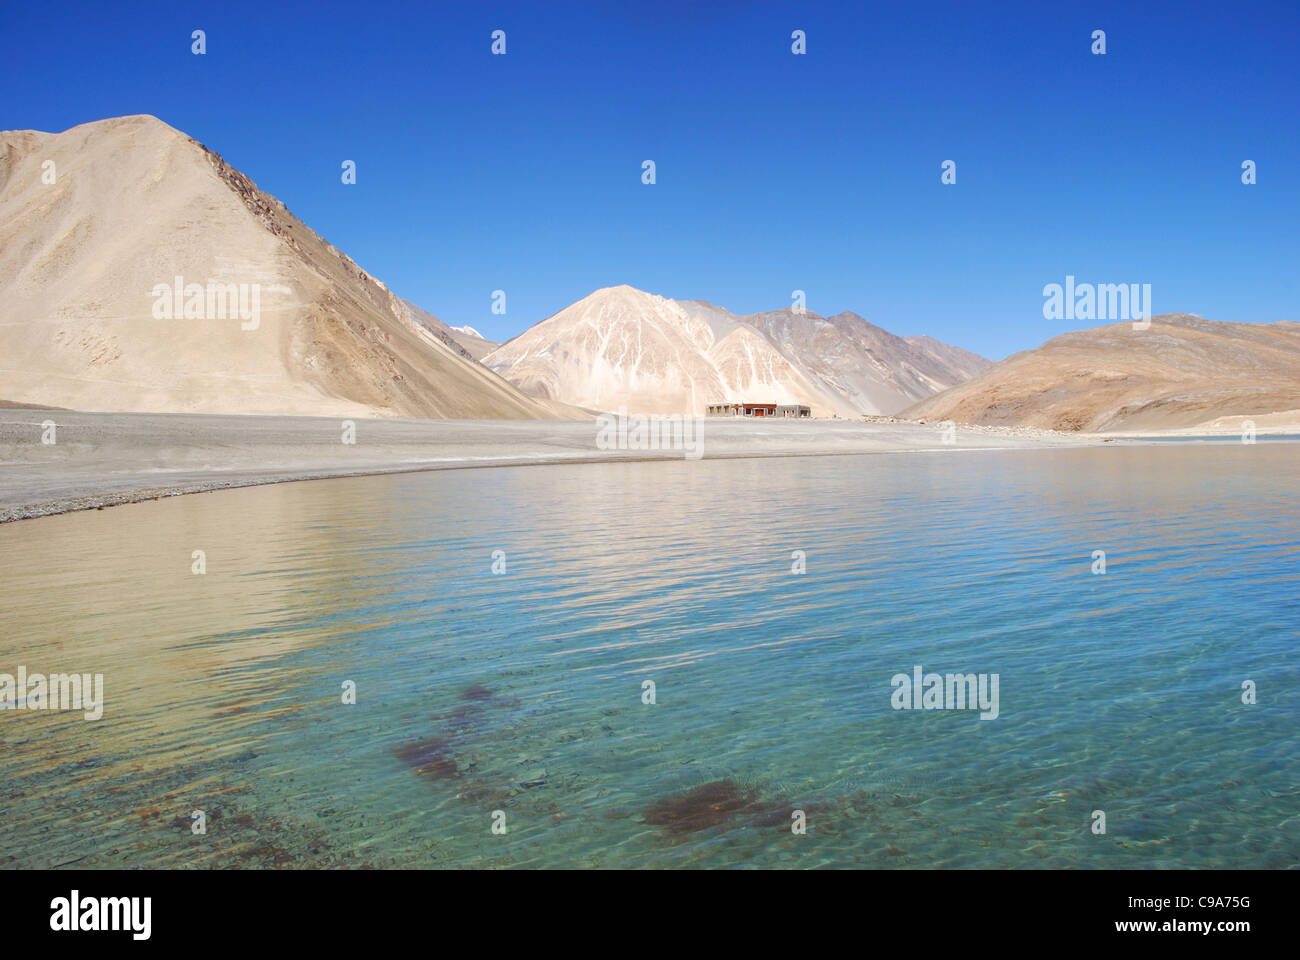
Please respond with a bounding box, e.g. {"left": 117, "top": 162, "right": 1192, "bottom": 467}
{"left": 0, "top": 409, "right": 1279, "bottom": 524}
{"left": 0, "top": 447, "right": 1064, "bottom": 524}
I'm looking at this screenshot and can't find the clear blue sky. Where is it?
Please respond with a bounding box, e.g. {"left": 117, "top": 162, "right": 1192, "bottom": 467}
{"left": 3, "top": 0, "right": 1297, "bottom": 360}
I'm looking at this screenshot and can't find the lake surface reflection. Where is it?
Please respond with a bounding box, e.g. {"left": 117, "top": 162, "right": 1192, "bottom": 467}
{"left": 1, "top": 444, "right": 1296, "bottom": 868}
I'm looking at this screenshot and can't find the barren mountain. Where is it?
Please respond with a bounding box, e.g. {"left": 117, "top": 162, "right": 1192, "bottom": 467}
{"left": 903, "top": 314, "right": 1300, "bottom": 432}
{"left": 0, "top": 114, "right": 569, "bottom": 419}
{"left": 736, "top": 307, "right": 991, "bottom": 414}
{"left": 448, "top": 324, "right": 500, "bottom": 361}
{"left": 398, "top": 299, "right": 499, "bottom": 363}
{"left": 484, "top": 285, "right": 989, "bottom": 416}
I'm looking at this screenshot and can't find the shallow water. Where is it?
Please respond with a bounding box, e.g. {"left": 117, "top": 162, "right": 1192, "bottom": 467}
{"left": 1, "top": 443, "right": 1296, "bottom": 868}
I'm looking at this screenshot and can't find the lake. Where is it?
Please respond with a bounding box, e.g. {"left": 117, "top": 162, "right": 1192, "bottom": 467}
{"left": 1, "top": 443, "right": 1296, "bottom": 868}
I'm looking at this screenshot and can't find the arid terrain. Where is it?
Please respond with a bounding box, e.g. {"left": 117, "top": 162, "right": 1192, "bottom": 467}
{"left": 484, "top": 285, "right": 990, "bottom": 417}
{"left": 3, "top": 115, "right": 1294, "bottom": 517}
{"left": 904, "top": 314, "right": 1300, "bottom": 432}
{"left": 0, "top": 115, "right": 574, "bottom": 420}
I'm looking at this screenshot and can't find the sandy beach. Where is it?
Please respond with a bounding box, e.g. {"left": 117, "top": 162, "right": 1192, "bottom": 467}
{"left": 0, "top": 409, "right": 1106, "bottom": 523}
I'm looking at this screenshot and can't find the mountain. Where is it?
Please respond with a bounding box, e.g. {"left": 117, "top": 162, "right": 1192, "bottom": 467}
{"left": 483, "top": 285, "right": 990, "bottom": 416}
{"left": 732, "top": 307, "right": 991, "bottom": 415}
{"left": 448, "top": 324, "right": 499, "bottom": 361}
{"left": 0, "top": 115, "right": 570, "bottom": 419}
{"left": 902, "top": 314, "right": 1300, "bottom": 432}
{"left": 397, "top": 299, "right": 498, "bottom": 363}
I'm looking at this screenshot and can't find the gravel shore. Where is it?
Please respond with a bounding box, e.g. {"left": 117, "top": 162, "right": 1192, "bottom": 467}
{"left": 0, "top": 410, "right": 1104, "bottom": 523}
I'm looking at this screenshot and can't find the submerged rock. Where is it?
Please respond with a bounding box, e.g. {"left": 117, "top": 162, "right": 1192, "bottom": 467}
{"left": 393, "top": 736, "right": 460, "bottom": 781}
{"left": 643, "top": 780, "right": 759, "bottom": 835}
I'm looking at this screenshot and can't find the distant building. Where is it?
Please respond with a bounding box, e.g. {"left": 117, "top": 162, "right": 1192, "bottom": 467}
{"left": 706, "top": 402, "right": 811, "bottom": 418}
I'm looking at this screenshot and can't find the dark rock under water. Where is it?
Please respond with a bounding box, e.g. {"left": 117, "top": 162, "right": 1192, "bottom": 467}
{"left": 392, "top": 735, "right": 460, "bottom": 781}
{"left": 642, "top": 780, "right": 760, "bottom": 835}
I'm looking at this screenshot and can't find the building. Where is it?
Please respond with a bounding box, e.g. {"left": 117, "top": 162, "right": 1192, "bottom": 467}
{"left": 706, "top": 402, "right": 811, "bottom": 418}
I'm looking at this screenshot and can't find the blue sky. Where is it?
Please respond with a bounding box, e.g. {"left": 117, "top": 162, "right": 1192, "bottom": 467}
{"left": 3, "top": 0, "right": 1297, "bottom": 360}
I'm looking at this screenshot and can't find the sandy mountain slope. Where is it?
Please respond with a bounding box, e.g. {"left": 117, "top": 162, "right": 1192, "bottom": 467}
{"left": 484, "top": 285, "right": 989, "bottom": 416}
{"left": 903, "top": 314, "right": 1300, "bottom": 432}
{"left": 905, "top": 335, "right": 993, "bottom": 384}
{"left": 398, "top": 299, "right": 499, "bottom": 363}
{"left": 0, "top": 114, "right": 570, "bottom": 419}
{"left": 737, "top": 307, "right": 991, "bottom": 414}
{"left": 449, "top": 326, "right": 500, "bottom": 361}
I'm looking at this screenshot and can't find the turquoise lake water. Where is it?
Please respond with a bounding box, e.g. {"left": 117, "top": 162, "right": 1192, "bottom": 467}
{"left": 0, "top": 443, "right": 1296, "bottom": 868}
